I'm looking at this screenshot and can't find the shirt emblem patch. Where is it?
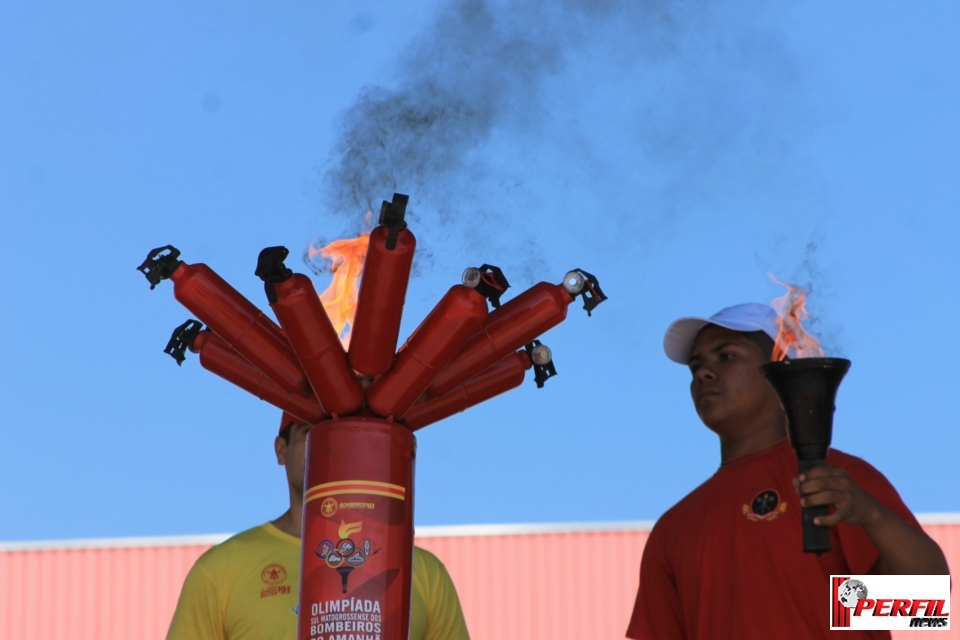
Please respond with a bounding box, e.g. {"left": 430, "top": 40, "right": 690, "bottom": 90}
{"left": 260, "top": 563, "right": 292, "bottom": 598}
{"left": 743, "top": 489, "right": 788, "bottom": 522}
{"left": 261, "top": 563, "right": 288, "bottom": 585}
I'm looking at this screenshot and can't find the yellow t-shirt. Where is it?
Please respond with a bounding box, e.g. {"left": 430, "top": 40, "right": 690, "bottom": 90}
{"left": 167, "top": 523, "right": 469, "bottom": 640}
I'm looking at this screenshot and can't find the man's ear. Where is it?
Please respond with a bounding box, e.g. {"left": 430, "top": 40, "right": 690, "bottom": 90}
{"left": 274, "top": 435, "right": 287, "bottom": 466}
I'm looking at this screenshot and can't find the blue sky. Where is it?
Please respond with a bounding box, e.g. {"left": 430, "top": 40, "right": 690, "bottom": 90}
{"left": 1, "top": 0, "right": 957, "bottom": 541}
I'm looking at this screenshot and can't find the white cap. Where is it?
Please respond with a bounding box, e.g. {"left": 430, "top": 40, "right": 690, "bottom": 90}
{"left": 663, "top": 302, "right": 779, "bottom": 364}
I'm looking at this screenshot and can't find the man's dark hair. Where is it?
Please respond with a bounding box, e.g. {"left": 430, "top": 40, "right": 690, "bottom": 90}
{"left": 279, "top": 425, "right": 292, "bottom": 444}
{"left": 743, "top": 330, "right": 776, "bottom": 362}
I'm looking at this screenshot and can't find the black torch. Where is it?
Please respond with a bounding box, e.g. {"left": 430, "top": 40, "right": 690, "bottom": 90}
{"left": 760, "top": 357, "right": 851, "bottom": 554}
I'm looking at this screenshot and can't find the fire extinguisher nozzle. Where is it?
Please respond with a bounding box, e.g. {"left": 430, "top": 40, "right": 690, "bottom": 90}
{"left": 164, "top": 319, "right": 204, "bottom": 366}
{"left": 137, "top": 245, "right": 182, "bottom": 290}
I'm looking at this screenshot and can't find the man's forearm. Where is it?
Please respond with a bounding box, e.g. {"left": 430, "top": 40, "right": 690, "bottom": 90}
{"left": 862, "top": 501, "right": 949, "bottom": 575}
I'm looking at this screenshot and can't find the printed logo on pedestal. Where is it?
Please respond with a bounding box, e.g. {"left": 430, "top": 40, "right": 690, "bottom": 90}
{"left": 315, "top": 520, "right": 380, "bottom": 594}
{"left": 320, "top": 497, "right": 338, "bottom": 517}
{"left": 831, "top": 574, "right": 950, "bottom": 630}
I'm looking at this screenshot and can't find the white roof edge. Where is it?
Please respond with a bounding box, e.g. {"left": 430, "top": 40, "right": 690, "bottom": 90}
{"left": 0, "top": 533, "right": 233, "bottom": 552}
{"left": 914, "top": 512, "right": 960, "bottom": 525}
{"left": 3, "top": 513, "right": 959, "bottom": 551}
{"left": 415, "top": 520, "right": 657, "bottom": 537}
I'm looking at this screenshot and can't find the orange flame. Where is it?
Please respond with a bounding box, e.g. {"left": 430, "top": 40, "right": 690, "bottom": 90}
{"left": 769, "top": 273, "right": 824, "bottom": 361}
{"left": 306, "top": 212, "right": 373, "bottom": 349}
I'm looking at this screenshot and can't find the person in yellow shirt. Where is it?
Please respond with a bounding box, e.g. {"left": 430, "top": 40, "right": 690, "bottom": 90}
{"left": 167, "top": 415, "right": 470, "bottom": 640}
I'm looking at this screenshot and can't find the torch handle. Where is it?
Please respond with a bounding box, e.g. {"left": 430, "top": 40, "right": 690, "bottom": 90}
{"left": 798, "top": 458, "right": 832, "bottom": 555}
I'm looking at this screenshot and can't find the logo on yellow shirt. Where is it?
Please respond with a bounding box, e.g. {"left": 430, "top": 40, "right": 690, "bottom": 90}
{"left": 261, "top": 563, "right": 288, "bottom": 585}
{"left": 260, "top": 563, "right": 292, "bottom": 598}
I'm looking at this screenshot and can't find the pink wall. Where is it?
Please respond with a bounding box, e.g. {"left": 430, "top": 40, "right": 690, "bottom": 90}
{"left": 0, "top": 544, "right": 210, "bottom": 640}
{"left": 1, "top": 522, "right": 956, "bottom": 639}
{"left": 417, "top": 524, "right": 958, "bottom": 640}
{"left": 416, "top": 529, "right": 647, "bottom": 639}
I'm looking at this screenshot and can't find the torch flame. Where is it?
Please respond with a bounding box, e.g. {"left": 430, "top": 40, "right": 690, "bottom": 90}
{"left": 769, "top": 273, "right": 824, "bottom": 361}
{"left": 306, "top": 212, "right": 373, "bottom": 349}
{"left": 338, "top": 520, "right": 363, "bottom": 539}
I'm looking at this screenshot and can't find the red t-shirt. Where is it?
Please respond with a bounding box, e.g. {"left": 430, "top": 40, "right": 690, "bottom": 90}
{"left": 626, "top": 439, "right": 921, "bottom": 639}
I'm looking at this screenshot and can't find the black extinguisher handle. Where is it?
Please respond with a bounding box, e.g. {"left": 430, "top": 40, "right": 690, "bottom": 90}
{"left": 524, "top": 340, "right": 557, "bottom": 388}
{"left": 254, "top": 246, "right": 293, "bottom": 303}
{"left": 137, "top": 245, "right": 183, "bottom": 289}
{"left": 165, "top": 319, "right": 204, "bottom": 365}
{"left": 564, "top": 269, "right": 608, "bottom": 316}
{"left": 378, "top": 193, "right": 409, "bottom": 250}
{"left": 463, "top": 264, "right": 511, "bottom": 308}
{"left": 798, "top": 457, "right": 832, "bottom": 555}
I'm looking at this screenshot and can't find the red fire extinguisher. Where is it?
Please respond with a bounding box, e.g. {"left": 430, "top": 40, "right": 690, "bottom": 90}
{"left": 256, "top": 246, "right": 365, "bottom": 416}
{"left": 138, "top": 246, "right": 309, "bottom": 394}
{"left": 165, "top": 320, "right": 328, "bottom": 425}
{"left": 428, "top": 269, "right": 605, "bottom": 396}
{"left": 348, "top": 194, "right": 417, "bottom": 378}
{"left": 366, "top": 265, "right": 509, "bottom": 419}
{"left": 298, "top": 417, "right": 415, "bottom": 640}
{"left": 402, "top": 342, "right": 555, "bottom": 431}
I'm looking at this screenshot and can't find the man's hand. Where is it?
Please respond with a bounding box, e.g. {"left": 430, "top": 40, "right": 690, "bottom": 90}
{"left": 792, "top": 465, "right": 883, "bottom": 527}
{"left": 793, "top": 465, "right": 949, "bottom": 575}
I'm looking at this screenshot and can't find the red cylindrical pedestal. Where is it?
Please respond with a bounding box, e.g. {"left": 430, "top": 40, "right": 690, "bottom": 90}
{"left": 298, "top": 418, "right": 416, "bottom": 640}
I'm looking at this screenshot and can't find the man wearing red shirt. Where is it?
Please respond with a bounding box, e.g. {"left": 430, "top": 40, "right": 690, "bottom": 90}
{"left": 626, "top": 303, "right": 949, "bottom": 639}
